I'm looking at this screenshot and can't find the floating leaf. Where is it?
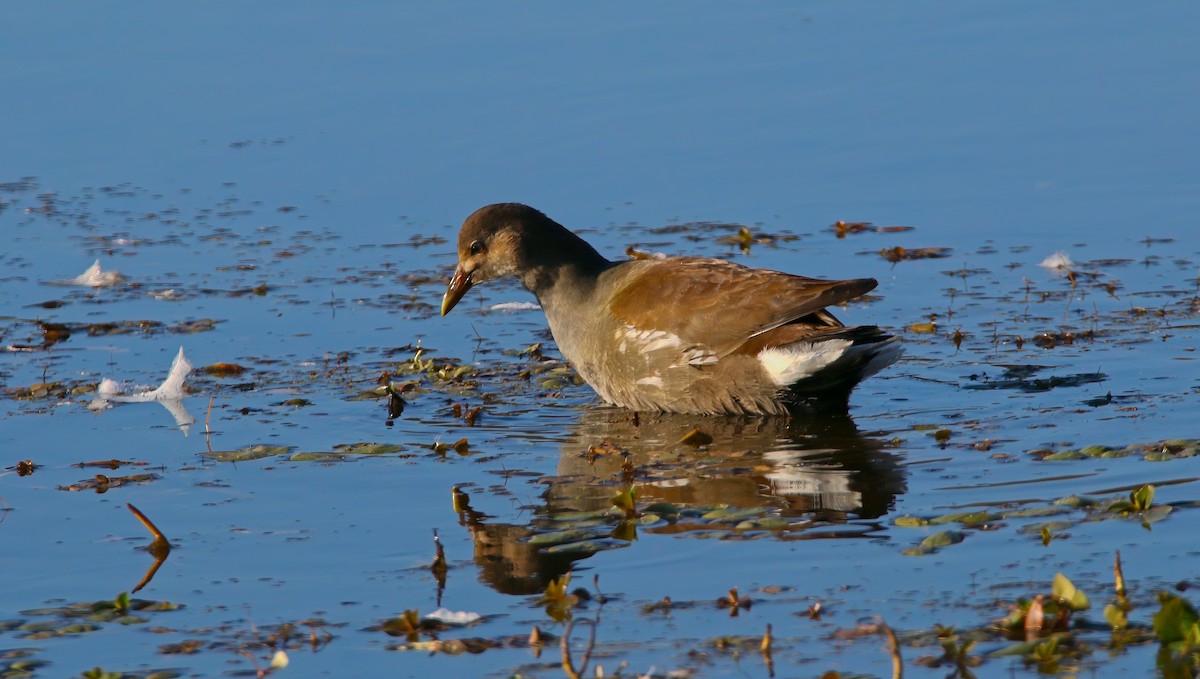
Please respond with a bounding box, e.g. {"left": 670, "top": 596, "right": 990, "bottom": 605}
{"left": 333, "top": 442, "right": 406, "bottom": 455}
{"left": 380, "top": 610, "right": 423, "bottom": 637}
{"left": 203, "top": 445, "right": 290, "bottom": 461}
{"left": 1104, "top": 604, "right": 1128, "bottom": 630}
{"left": 611, "top": 486, "right": 637, "bottom": 515}
{"left": 902, "top": 530, "right": 964, "bottom": 556}
{"left": 289, "top": 452, "right": 346, "bottom": 462}
{"left": 880, "top": 246, "right": 952, "bottom": 262}
{"left": 542, "top": 573, "right": 572, "bottom": 602}
{"left": 272, "top": 398, "right": 313, "bottom": 407}
{"left": 1153, "top": 592, "right": 1200, "bottom": 646}
{"left": 929, "top": 511, "right": 999, "bottom": 527}
{"left": 988, "top": 632, "right": 1071, "bottom": 658}
{"left": 432, "top": 438, "right": 470, "bottom": 455}
{"left": 1052, "top": 573, "right": 1090, "bottom": 611}
{"left": 58, "top": 473, "right": 160, "bottom": 492}
{"left": 199, "top": 363, "right": 247, "bottom": 376}
{"left": 1130, "top": 484, "right": 1155, "bottom": 511}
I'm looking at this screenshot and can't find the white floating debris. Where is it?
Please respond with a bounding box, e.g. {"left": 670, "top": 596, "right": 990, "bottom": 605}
{"left": 423, "top": 608, "right": 482, "bottom": 626}
{"left": 61, "top": 259, "right": 126, "bottom": 287}
{"left": 269, "top": 650, "right": 289, "bottom": 670}
{"left": 489, "top": 301, "right": 541, "bottom": 312}
{"left": 100, "top": 347, "right": 193, "bottom": 402}
{"left": 89, "top": 347, "right": 196, "bottom": 434}
{"left": 1039, "top": 252, "right": 1074, "bottom": 272}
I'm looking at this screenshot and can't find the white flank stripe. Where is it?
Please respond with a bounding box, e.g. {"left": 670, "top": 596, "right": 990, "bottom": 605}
{"left": 684, "top": 348, "right": 719, "bottom": 366}
{"left": 757, "top": 339, "right": 853, "bottom": 386}
{"left": 623, "top": 327, "right": 682, "bottom": 353}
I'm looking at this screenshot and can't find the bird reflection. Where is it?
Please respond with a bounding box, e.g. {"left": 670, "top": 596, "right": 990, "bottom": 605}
{"left": 457, "top": 407, "right": 906, "bottom": 596}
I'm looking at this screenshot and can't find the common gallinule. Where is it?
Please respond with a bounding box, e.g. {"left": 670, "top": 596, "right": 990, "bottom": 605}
{"left": 441, "top": 203, "right": 901, "bottom": 415}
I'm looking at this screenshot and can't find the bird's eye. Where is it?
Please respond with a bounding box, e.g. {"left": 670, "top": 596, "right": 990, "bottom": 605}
{"left": 468, "top": 240, "right": 485, "bottom": 255}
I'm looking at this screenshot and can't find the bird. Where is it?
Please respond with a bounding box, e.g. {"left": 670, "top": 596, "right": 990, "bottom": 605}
{"left": 440, "top": 203, "right": 901, "bottom": 415}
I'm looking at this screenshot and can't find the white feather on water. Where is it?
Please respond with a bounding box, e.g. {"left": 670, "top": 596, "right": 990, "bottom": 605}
{"left": 50, "top": 259, "right": 126, "bottom": 287}
{"left": 1039, "top": 251, "right": 1074, "bottom": 274}
{"left": 89, "top": 347, "right": 195, "bottom": 434}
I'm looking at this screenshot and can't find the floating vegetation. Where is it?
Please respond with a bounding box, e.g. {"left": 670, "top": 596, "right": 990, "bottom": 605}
{"left": 333, "top": 442, "right": 406, "bottom": 456}
{"left": 902, "top": 529, "right": 965, "bottom": 556}
{"left": 891, "top": 483, "right": 1184, "bottom": 556}
{"left": 878, "top": 245, "right": 953, "bottom": 262}
{"left": 202, "top": 445, "right": 291, "bottom": 461}
{"left": 198, "top": 362, "right": 247, "bottom": 377}
{"left": 16, "top": 593, "right": 181, "bottom": 640}
{"left": 831, "top": 220, "right": 915, "bottom": 238}
{"left": 714, "top": 225, "right": 779, "bottom": 254}
{"left": 58, "top": 474, "right": 161, "bottom": 493}
{"left": 1030, "top": 438, "right": 1200, "bottom": 463}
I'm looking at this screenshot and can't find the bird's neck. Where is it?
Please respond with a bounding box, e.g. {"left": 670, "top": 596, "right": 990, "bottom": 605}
{"left": 523, "top": 259, "right": 609, "bottom": 306}
{"left": 516, "top": 224, "right": 610, "bottom": 304}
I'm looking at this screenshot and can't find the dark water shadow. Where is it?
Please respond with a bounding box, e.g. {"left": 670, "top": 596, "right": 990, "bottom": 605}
{"left": 962, "top": 364, "right": 1108, "bottom": 392}
{"left": 457, "top": 407, "right": 907, "bottom": 595}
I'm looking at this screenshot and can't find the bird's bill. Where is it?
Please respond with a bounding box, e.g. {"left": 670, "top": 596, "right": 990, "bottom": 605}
{"left": 441, "top": 267, "right": 474, "bottom": 316}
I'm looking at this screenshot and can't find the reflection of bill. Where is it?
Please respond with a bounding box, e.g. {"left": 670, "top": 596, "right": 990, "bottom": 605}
{"left": 457, "top": 407, "right": 907, "bottom": 596}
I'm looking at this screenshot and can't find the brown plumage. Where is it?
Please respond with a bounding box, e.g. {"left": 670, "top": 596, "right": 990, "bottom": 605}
{"left": 441, "top": 203, "right": 901, "bottom": 415}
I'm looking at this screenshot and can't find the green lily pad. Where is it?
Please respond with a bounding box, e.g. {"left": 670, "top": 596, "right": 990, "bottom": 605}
{"left": 203, "top": 445, "right": 290, "bottom": 461}
{"left": 332, "top": 442, "right": 406, "bottom": 455}
{"left": 929, "top": 511, "right": 1000, "bottom": 526}
{"left": 289, "top": 452, "right": 346, "bottom": 462}
{"left": 902, "top": 530, "right": 965, "bottom": 556}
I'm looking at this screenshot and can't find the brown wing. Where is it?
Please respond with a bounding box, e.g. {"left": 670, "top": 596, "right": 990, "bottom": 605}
{"left": 606, "top": 257, "right": 877, "bottom": 357}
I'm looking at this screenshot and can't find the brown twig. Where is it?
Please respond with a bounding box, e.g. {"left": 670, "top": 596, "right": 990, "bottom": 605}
{"left": 127, "top": 503, "right": 172, "bottom": 592}
{"left": 205, "top": 396, "right": 215, "bottom": 453}
{"left": 881, "top": 621, "right": 902, "bottom": 679}
{"left": 858, "top": 618, "right": 903, "bottom": 679}
{"left": 1114, "top": 550, "right": 1127, "bottom": 597}
{"left": 762, "top": 623, "right": 775, "bottom": 677}
{"left": 127, "top": 503, "right": 168, "bottom": 543}
{"left": 561, "top": 617, "right": 597, "bottom": 679}
{"left": 132, "top": 554, "right": 167, "bottom": 594}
